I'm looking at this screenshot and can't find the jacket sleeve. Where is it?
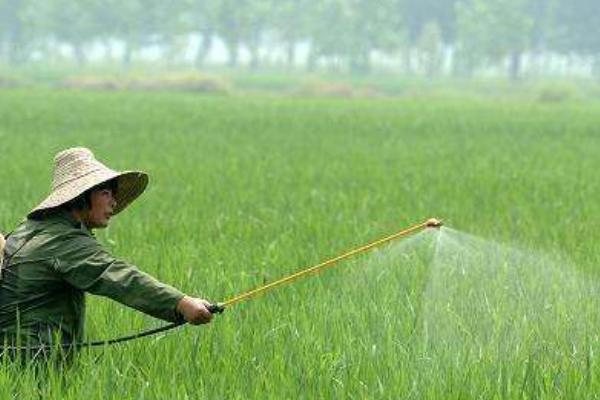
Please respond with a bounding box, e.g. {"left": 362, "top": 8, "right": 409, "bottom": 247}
{"left": 54, "top": 231, "right": 186, "bottom": 323}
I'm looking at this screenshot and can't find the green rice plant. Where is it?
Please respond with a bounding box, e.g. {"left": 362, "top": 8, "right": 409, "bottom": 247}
{"left": 0, "top": 90, "right": 598, "bottom": 398}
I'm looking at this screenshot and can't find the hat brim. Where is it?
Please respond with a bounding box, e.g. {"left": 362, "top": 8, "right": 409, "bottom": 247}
{"left": 28, "top": 170, "right": 148, "bottom": 218}
{"left": 113, "top": 171, "right": 148, "bottom": 215}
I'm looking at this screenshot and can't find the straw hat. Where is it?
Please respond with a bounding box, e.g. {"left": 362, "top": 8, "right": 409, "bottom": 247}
{"left": 28, "top": 147, "right": 148, "bottom": 218}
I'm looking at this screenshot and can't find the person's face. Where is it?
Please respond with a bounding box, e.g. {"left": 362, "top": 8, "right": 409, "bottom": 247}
{"left": 85, "top": 188, "right": 117, "bottom": 229}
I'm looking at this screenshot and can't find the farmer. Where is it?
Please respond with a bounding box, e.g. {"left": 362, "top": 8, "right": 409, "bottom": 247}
{"left": 0, "top": 147, "right": 213, "bottom": 360}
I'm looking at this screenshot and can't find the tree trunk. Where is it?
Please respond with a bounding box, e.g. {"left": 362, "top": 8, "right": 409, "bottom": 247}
{"left": 103, "top": 39, "right": 113, "bottom": 63}
{"left": 306, "top": 46, "right": 318, "bottom": 72}
{"left": 402, "top": 47, "right": 412, "bottom": 76}
{"left": 349, "top": 50, "right": 371, "bottom": 75}
{"left": 225, "top": 39, "right": 239, "bottom": 67}
{"left": 249, "top": 45, "right": 259, "bottom": 70}
{"left": 451, "top": 48, "right": 473, "bottom": 79}
{"left": 529, "top": 48, "right": 543, "bottom": 77}
{"left": 246, "top": 30, "right": 261, "bottom": 70}
{"left": 0, "top": 39, "right": 8, "bottom": 63}
{"left": 122, "top": 42, "right": 133, "bottom": 69}
{"left": 73, "top": 44, "right": 87, "bottom": 67}
{"left": 2, "top": 0, "right": 24, "bottom": 65}
{"left": 509, "top": 51, "right": 522, "bottom": 81}
{"left": 195, "top": 30, "right": 213, "bottom": 67}
{"left": 6, "top": 23, "right": 23, "bottom": 64}
{"left": 592, "top": 55, "right": 600, "bottom": 78}
{"left": 286, "top": 41, "right": 296, "bottom": 69}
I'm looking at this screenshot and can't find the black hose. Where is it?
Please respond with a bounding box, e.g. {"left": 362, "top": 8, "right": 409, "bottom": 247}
{"left": 0, "top": 303, "right": 225, "bottom": 351}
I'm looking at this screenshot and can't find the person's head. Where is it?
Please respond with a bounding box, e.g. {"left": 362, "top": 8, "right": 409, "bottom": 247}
{"left": 28, "top": 147, "right": 149, "bottom": 226}
{"left": 63, "top": 179, "right": 119, "bottom": 229}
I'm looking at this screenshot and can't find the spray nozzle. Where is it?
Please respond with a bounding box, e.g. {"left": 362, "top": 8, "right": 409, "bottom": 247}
{"left": 207, "top": 303, "right": 225, "bottom": 314}
{"left": 426, "top": 218, "right": 443, "bottom": 228}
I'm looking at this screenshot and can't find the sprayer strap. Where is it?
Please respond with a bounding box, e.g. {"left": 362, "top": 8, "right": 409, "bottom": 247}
{"left": 0, "top": 230, "right": 37, "bottom": 279}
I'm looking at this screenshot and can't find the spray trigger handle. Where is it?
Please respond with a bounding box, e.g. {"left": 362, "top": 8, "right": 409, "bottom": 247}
{"left": 208, "top": 303, "right": 225, "bottom": 314}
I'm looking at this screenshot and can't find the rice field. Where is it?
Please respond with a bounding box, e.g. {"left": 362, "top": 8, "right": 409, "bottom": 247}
{"left": 0, "top": 89, "right": 599, "bottom": 399}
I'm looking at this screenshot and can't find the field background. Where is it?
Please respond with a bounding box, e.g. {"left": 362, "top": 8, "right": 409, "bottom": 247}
{"left": 0, "top": 88, "right": 599, "bottom": 399}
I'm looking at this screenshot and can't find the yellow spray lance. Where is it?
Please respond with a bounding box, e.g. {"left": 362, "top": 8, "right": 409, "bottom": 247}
{"left": 211, "top": 217, "right": 443, "bottom": 312}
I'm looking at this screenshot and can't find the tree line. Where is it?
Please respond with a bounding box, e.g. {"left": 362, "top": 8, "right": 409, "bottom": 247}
{"left": 1, "top": 0, "right": 599, "bottom": 79}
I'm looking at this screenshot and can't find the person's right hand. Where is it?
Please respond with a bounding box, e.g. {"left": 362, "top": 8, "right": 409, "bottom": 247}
{"left": 176, "top": 296, "right": 213, "bottom": 325}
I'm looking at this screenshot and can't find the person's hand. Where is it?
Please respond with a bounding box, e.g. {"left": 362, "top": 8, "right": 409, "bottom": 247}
{"left": 176, "top": 296, "right": 213, "bottom": 325}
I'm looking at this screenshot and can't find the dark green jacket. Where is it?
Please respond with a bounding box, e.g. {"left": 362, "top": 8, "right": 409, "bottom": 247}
{"left": 0, "top": 211, "right": 185, "bottom": 348}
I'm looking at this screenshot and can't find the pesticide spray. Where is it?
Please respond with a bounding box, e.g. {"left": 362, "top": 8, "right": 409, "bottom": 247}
{"left": 421, "top": 227, "right": 599, "bottom": 369}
